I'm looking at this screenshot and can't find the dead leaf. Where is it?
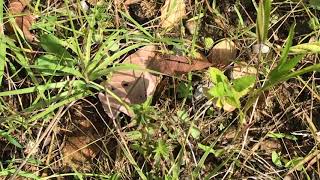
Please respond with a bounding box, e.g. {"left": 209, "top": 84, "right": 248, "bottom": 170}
{"left": 231, "top": 61, "right": 258, "bottom": 80}
{"left": 149, "top": 54, "right": 212, "bottom": 75}
{"left": 208, "top": 39, "right": 237, "bottom": 68}
{"left": 62, "top": 135, "right": 100, "bottom": 170}
{"left": 222, "top": 102, "right": 236, "bottom": 112}
{"left": 6, "top": 0, "right": 37, "bottom": 42}
{"left": 160, "top": 0, "right": 186, "bottom": 29}
{"left": 62, "top": 117, "right": 103, "bottom": 171}
{"left": 99, "top": 46, "right": 212, "bottom": 119}
{"left": 98, "top": 46, "right": 160, "bottom": 118}
{"left": 8, "top": 0, "right": 29, "bottom": 14}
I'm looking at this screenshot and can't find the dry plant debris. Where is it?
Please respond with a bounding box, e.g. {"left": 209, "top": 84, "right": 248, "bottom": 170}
{"left": 160, "top": 0, "right": 186, "bottom": 29}
{"left": 99, "top": 45, "right": 212, "bottom": 118}
{"left": 98, "top": 46, "right": 160, "bottom": 118}
{"left": 6, "top": 0, "right": 37, "bottom": 42}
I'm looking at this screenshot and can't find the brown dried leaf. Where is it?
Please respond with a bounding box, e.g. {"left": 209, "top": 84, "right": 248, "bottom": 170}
{"left": 99, "top": 46, "right": 212, "bottom": 119}
{"left": 148, "top": 54, "right": 212, "bottom": 75}
{"left": 7, "top": 0, "right": 37, "bottom": 42}
{"left": 98, "top": 46, "right": 160, "bottom": 118}
{"left": 160, "top": 0, "right": 186, "bottom": 29}
{"left": 208, "top": 39, "right": 237, "bottom": 68}
{"left": 8, "top": 0, "right": 29, "bottom": 14}
{"left": 231, "top": 61, "right": 258, "bottom": 80}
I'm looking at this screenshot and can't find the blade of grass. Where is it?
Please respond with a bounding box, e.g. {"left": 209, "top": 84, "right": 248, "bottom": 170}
{"left": 28, "top": 90, "right": 90, "bottom": 122}
{"left": 0, "top": 0, "right": 5, "bottom": 85}
{"left": 89, "top": 43, "right": 146, "bottom": 79}
{"left": 120, "top": 11, "right": 153, "bottom": 39}
{"left": 0, "top": 80, "right": 86, "bottom": 97}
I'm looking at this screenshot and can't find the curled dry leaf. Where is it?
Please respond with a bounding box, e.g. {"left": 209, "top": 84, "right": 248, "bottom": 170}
{"left": 160, "top": 0, "right": 186, "bottom": 29}
{"left": 150, "top": 54, "right": 212, "bottom": 75}
{"left": 208, "top": 39, "right": 237, "bottom": 68}
{"left": 99, "top": 46, "right": 212, "bottom": 119}
{"left": 6, "top": 0, "right": 37, "bottom": 42}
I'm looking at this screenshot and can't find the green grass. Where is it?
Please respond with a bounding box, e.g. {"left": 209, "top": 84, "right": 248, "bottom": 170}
{"left": 1, "top": 0, "right": 320, "bottom": 179}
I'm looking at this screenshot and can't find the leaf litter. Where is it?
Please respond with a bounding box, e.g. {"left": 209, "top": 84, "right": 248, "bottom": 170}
{"left": 99, "top": 45, "right": 213, "bottom": 119}
{"left": 6, "top": 0, "right": 38, "bottom": 42}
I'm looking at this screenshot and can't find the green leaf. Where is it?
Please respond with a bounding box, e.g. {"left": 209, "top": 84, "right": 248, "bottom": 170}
{"left": 204, "top": 37, "right": 214, "bottom": 50}
{"left": 40, "top": 34, "right": 74, "bottom": 64}
{"left": 285, "top": 157, "right": 303, "bottom": 170}
{"left": 272, "top": 151, "right": 283, "bottom": 167}
{"left": 278, "top": 25, "right": 295, "bottom": 69}
{"left": 0, "top": 36, "right": 6, "bottom": 85}
{"left": 269, "top": 54, "right": 305, "bottom": 84}
{"left": 267, "top": 132, "right": 297, "bottom": 141}
{"left": 290, "top": 42, "right": 320, "bottom": 54}
{"left": 308, "top": 17, "right": 320, "bottom": 30}
{"left": 153, "top": 139, "right": 170, "bottom": 162}
{"left": 0, "top": 169, "right": 40, "bottom": 179}
{"left": 108, "top": 40, "right": 120, "bottom": 52}
{"left": 177, "top": 82, "right": 193, "bottom": 99}
{"left": 208, "top": 82, "right": 227, "bottom": 97}
{"left": 207, "top": 67, "right": 228, "bottom": 84}
{"left": 197, "top": 143, "right": 224, "bottom": 157}
{"left": 190, "top": 126, "right": 201, "bottom": 139}
{"left": 256, "top": 0, "right": 272, "bottom": 43}
{"left": 34, "top": 55, "right": 83, "bottom": 77}
{"left": 232, "top": 75, "right": 256, "bottom": 93}
{"left": 310, "top": 0, "right": 320, "bottom": 10}
{"left": 0, "top": 130, "right": 22, "bottom": 148}
{"left": 177, "top": 110, "right": 189, "bottom": 122}
{"left": 0, "top": 80, "right": 86, "bottom": 97}
{"left": 125, "top": 131, "right": 143, "bottom": 141}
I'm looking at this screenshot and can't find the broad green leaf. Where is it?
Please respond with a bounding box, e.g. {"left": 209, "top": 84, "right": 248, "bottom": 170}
{"left": 34, "top": 54, "right": 83, "bottom": 77}
{"left": 207, "top": 82, "right": 227, "bottom": 97}
{"left": 272, "top": 151, "right": 283, "bottom": 167}
{"left": 207, "top": 67, "right": 229, "bottom": 84}
{"left": 40, "top": 34, "right": 74, "bottom": 65}
{"left": 108, "top": 40, "right": 120, "bottom": 52}
{"left": 232, "top": 75, "right": 256, "bottom": 93}
{"left": 177, "top": 82, "right": 193, "bottom": 99}
{"left": 190, "top": 126, "right": 201, "bottom": 139}
{"left": 0, "top": 130, "right": 23, "bottom": 148}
